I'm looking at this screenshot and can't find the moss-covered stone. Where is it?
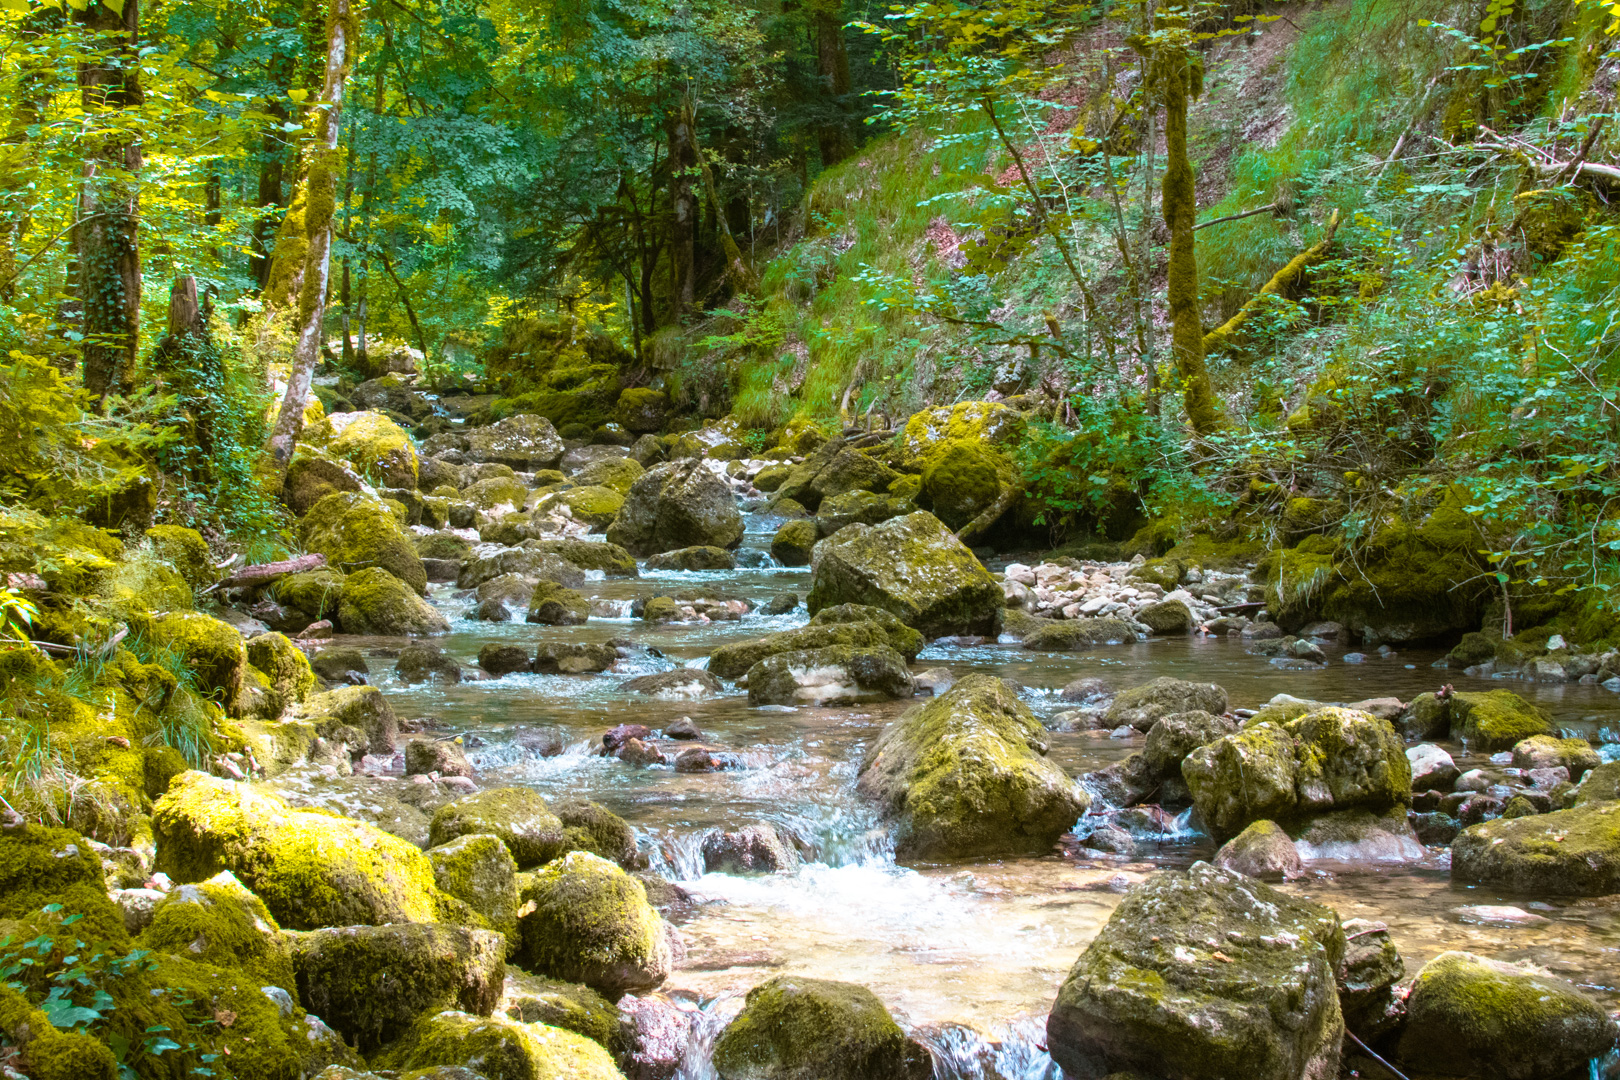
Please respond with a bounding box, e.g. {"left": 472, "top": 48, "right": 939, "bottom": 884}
{"left": 554, "top": 800, "right": 640, "bottom": 868}
{"left": 1398, "top": 950, "right": 1618, "bottom": 1080}
{"left": 1510, "top": 734, "right": 1600, "bottom": 779}
{"left": 526, "top": 581, "right": 590, "bottom": 626}
{"left": 428, "top": 788, "right": 567, "bottom": 870}
{"left": 458, "top": 548, "right": 586, "bottom": 590}
{"left": 283, "top": 446, "right": 367, "bottom": 515}
{"left": 710, "top": 622, "right": 890, "bottom": 679}
{"left": 304, "top": 411, "right": 420, "bottom": 488}
{"left": 516, "top": 851, "right": 670, "bottom": 996}
{"left": 1136, "top": 599, "right": 1193, "bottom": 635}
{"left": 538, "top": 485, "right": 624, "bottom": 531}
{"left": 899, "top": 401, "right": 1026, "bottom": 470}
{"left": 1211, "top": 819, "right": 1302, "bottom": 881}
{"left": 808, "top": 603, "right": 925, "bottom": 660}
{"left": 745, "top": 644, "right": 915, "bottom": 706}
{"left": 463, "top": 475, "right": 530, "bottom": 512}
{"left": 1449, "top": 690, "right": 1553, "bottom": 751}
{"left": 141, "top": 869, "right": 294, "bottom": 989}
{"left": 526, "top": 538, "right": 638, "bottom": 578}
{"left": 1452, "top": 801, "right": 1620, "bottom": 895}
{"left": 857, "top": 674, "right": 1090, "bottom": 859}
{"left": 770, "top": 519, "right": 818, "bottom": 566}
{"left": 1020, "top": 617, "right": 1137, "bottom": 651}
{"left": 297, "top": 685, "right": 398, "bottom": 756}
{"left": 291, "top": 923, "right": 505, "bottom": 1052}
{"left": 1106, "top": 677, "right": 1229, "bottom": 731}
{"left": 0, "top": 821, "right": 128, "bottom": 944}
{"left": 806, "top": 511, "right": 1001, "bottom": 638}
{"left": 0, "top": 984, "right": 118, "bottom": 1080}
{"left": 574, "top": 456, "right": 645, "bottom": 496}
{"left": 499, "top": 972, "right": 621, "bottom": 1050}
{"left": 417, "top": 531, "right": 473, "bottom": 561}
{"left": 301, "top": 491, "right": 428, "bottom": 594}
{"left": 712, "top": 975, "right": 931, "bottom": 1080}
{"left": 616, "top": 388, "right": 669, "bottom": 433}
{"left": 1141, "top": 710, "right": 1238, "bottom": 779}
{"left": 920, "top": 439, "right": 1003, "bottom": 530}
{"left": 151, "top": 611, "right": 246, "bottom": 705}
{"left": 645, "top": 545, "right": 734, "bottom": 571}
{"left": 272, "top": 568, "right": 348, "bottom": 624}
{"left": 466, "top": 414, "right": 567, "bottom": 472}
{"left": 813, "top": 490, "right": 913, "bottom": 536}
{"left": 338, "top": 567, "right": 451, "bottom": 636}
{"left": 375, "top": 1009, "right": 624, "bottom": 1080}
{"left": 534, "top": 642, "right": 618, "bottom": 674}
{"left": 1181, "top": 724, "right": 1300, "bottom": 840}
{"left": 144, "top": 524, "right": 217, "bottom": 590}
{"left": 152, "top": 772, "right": 469, "bottom": 929}
{"left": 429, "top": 833, "right": 520, "bottom": 940}
{"left": 640, "top": 596, "right": 680, "bottom": 622}
{"left": 245, "top": 632, "right": 316, "bottom": 718}
{"left": 605, "top": 459, "right": 744, "bottom": 555}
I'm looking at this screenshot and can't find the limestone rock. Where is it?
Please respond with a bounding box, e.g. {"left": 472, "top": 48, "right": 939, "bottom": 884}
{"left": 338, "top": 567, "right": 450, "bottom": 635}
{"left": 712, "top": 975, "right": 931, "bottom": 1080}
{"left": 606, "top": 459, "right": 744, "bottom": 555}
{"left": 1106, "top": 677, "right": 1229, "bottom": 732}
{"left": 1452, "top": 801, "right": 1620, "bottom": 895}
{"left": 745, "top": 645, "right": 914, "bottom": 707}
{"left": 376, "top": 1009, "right": 624, "bottom": 1080}
{"left": 466, "top": 414, "right": 566, "bottom": 471}
{"left": 1212, "top": 820, "right": 1303, "bottom": 882}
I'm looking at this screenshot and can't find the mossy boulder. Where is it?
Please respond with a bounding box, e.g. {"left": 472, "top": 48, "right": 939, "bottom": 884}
{"left": 1137, "top": 598, "right": 1194, "bottom": 635}
{"left": 377, "top": 1010, "right": 624, "bottom": 1080}
{"left": 1141, "top": 710, "right": 1238, "bottom": 780}
{"left": 745, "top": 644, "right": 915, "bottom": 706}
{"left": 245, "top": 632, "right": 316, "bottom": 717}
{"left": 1105, "top": 677, "right": 1229, "bottom": 732}
{"left": 616, "top": 388, "right": 669, "bottom": 433}
{"left": 283, "top": 447, "right": 367, "bottom": 515}
{"left": 534, "top": 641, "right": 619, "bottom": 674}
{"left": 857, "top": 674, "right": 1090, "bottom": 859}
{"left": 516, "top": 851, "right": 671, "bottom": 996}
{"left": 1511, "top": 734, "right": 1600, "bottom": 779}
{"left": 574, "top": 455, "right": 645, "bottom": 495}
{"left": 640, "top": 596, "right": 680, "bottom": 622}
{"left": 808, "top": 603, "right": 925, "bottom": 660}
{"left": 272, "top": 568, "right": 347, "bottom": 625}
{"left": 1020, "top": 616, "right": 1137, "bottom": 651}
{"left": 814, "top": 490, "right": 913, "bottom": 535}
{"left": 458, "top": 548, "right": 586, "bottom": 590}
{"left": 428, "top": 788, "right": 567, "bottom": 870}
{"left": 606, "top": 459, "right": 744, "bottom": 555}
{"left": 144, "top": 524, "right": 217, "bottom": 590}
{"left": 899, "top": 401, "right": 1026, "bottom": 469}
{"left": 429, "top": 833, "right": 520, "bottom": 939}
{"left": 499, "top": 972, "right": 621, "bottom": 1050}
{"left": 1398, "top": 950, "right": 1618, "bottom": 1080}
{"left": 416, "top": 530, "right": 474, "bottom": 561}
{"left": 538, "top": 485, "right": 625, "bottom": 531}
{"left": 920, "top": 439, "right": 1003, "bottom": 529}
{"left": 0, "top": 821, "right": 128, "bottom": 944}
{"left": 527, "top": 538, "right": 638, "bottom": 578}
{"left": 297, "top": 685, "right": 399, "bottom": 756}
{"left": 152, "top": 771, "right": 468, "bottom": 929}
{"left": 304, "top": 411, "right": 420, "bottom": 488}
{"left": 291, "top": 923, "right": 506, "bottom": 1052}
{"left": 806, "top": 511, "right": 1001, "bottom": 638}
{"left": 301, "top": 491, "right": 427, "bottom": 594}
{"left": 553, "top": 800, "right": 640, "bottom": 869}
{"left": 338, "top": 567, "right": 451, "bottom": 635}
{"left": 711, "top": 975, "right": 931, "bottom": 1080}
{"left": 645, "top": 545, "right": 735, "bottom": 571}
{"left": 1046, "top": 861, "right": 1346, "bottom": 1080}
{"left": 1211, "top": 819, "right": 1303, "bottom": 882}
{"left": 395, "top": 641, "right": 463, "bottom": 685}
{"left": 526, "top": 581, "right": 590, "bottom": 626}
{"left": 151, "top": 611, "right": 246, "bottom": 705}
{"left": 141, "top": 869, "right": 294, "bottom": 988}
{"left": 1449, "top": 690, "right": 1554, "bottom": 751}
{"left": 465, "top": 414, "right": 566, "bottom": 471}
{"left": 463, "top": 475, "right": 530, "bottom": 512}
{"left": 770, "top": 519, "right": 818, "bottom": 566}
{"left": 710, "top": 622, "right": 890, "bottom": 679}
{"left": 1452, "top": 801, "right": 1620, "bottom": 895}
{"left": 0, "top": 984, "right": 119, "bottom": 1080}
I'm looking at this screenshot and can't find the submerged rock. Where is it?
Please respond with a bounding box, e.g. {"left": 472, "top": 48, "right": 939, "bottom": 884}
{"left": 711, "top": 975, "right": 931, "bottom": 1080}
{"left": 857, "top": 674, "right": 1090, "bottom": 859}
{"left": 395, "top": 641, "right": 462, "bottom": 684}
{"left": 809, "top": 603, "right": 926, "bottom": 660}
{"left": 1046, "top": 861, "right": 1345, "bottom": 1080}
{"left": 619, "top": 668, "right": 723, "bottom": 699}
{"left": 702, "top": 823, "right": 799, "bottom": 874}
{"left": 607, "top": 459, "right": 745, "bottom": 555}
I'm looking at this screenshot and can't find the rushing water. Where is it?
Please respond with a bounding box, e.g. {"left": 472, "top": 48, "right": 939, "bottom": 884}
{"left": 329, "top": 510, "right": 1620, "bottom": 1073}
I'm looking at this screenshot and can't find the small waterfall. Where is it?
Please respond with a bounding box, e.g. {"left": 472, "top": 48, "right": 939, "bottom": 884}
{"left": 915, "top": 1018, "right": 1060, "bottom": 1080}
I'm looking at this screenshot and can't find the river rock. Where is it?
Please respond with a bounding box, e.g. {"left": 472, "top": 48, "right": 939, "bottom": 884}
{"left": 745, "top": 645, "right": 914, "bottom": 706}
{"left": 1047, "top": 861, "right": 1345, "bottom": 1080}
{"left": 1574, "top": 760, "right": 1620, "bottom": 806}
{"left": 338, "top": 567, "right": 450, "bottom": 635}
{"left": 809, "top": 603, "right": 926, "bottom": 660}
{"left": 526, "top": 538, "right": 639, "bottom": 578}
{"left": 806, "top": 511, "right": 1002, "bottom": 638}
{"left": 1137, "top": 598, "right": 1194, "bottom": 634}
{"left": 1212, "top": 819, "right": 1303, "bottom": 881}
{"left": 516, "top": 851, "right": 672, "bottom": 996}
{"left": 770, "top": 519, "right": 818, "bottom": 566}
{"left": 1407, "top": 743, "right": 1459, "bottom": 790}
{"left": 297, "top": 685, "right": 399, "bottom": 756}
{"left": 376, "top": 1009, "right": 623, "bottom": 1080}
{"left": 1398, "top": 951, "right": 1618, "bottom": 1080}
{"left": 1451, "top": 801, "right": 1620, "bottom": 895}
{"left": 606, "top": 459, "right": 744, "bottom": 555}
{"left": 301, "top": 491, "right": 428, "bottom": 594}
{"left": 1020, "top": 616, "right": 1137, "bottom": 651}
{"left": 141, "top": 871, "right": 294, "bottom": 987}
{"left": 527, "top": 580, "right": 590, "bottom": 625}
{"left": 465, "top": 413, "right": 566, "bottom": 471}
{"left": 702, "top": 824, "right": 799, "bottom": 874}
{"left": 1449, "top": 689, "right": 1554, "bottom": 751}
{"left": 290, "top": 923, "right": 505, "bottom": 1052}
{"left": 645, "top": 545, "right": 735, "bottom": 571}
{"left": 710, "top": 621, "right": 891, "bottom": 679}
{"left": 500, "top": 971, "right": 621, "bottom": 1050}
{"left": 457, "top": 547, "right": 586, "bottom": 590}
{"left": 1337, "top": 919, "right": 1405, "bottom": 1039}
{"left": 395, "top": 641, "right": 462, "bottom": 685}
{"left": 429, "top": 833, "right": 520, "bottom": 940}
{"left": 618, "top": 993, "right": 692, "bottom": 1080}
{"left": 857, "top": 674, "right": 1090, "bottom": 859}
{"left": 619, "top": 668, "right": 723, "bottom": 699}
{"left": 711, "top": 975, "right": 931, "bottom": 1080}
{"left": 429, "top": 788, "right": 567, "bottom": 869}
{"left": 534, "top": 641, "right": 618, "bottom": 674}
{"left": 478, "top": 643, "right": 532, "bottom": 676}
{"left": 1141, "top": 710, "right": 1238, "bottom": 779}
{"left": 405, "top": 738, "right": 473, "bottom": 778}
{"left": 1105, "top": 677, "right": 1229, "bottom": 733}
{"left": 1292, "top": 807, "right": 1424, "bottom": 862}
{"left": 1510, "top": 734, "right": 1600, "bottom": 779}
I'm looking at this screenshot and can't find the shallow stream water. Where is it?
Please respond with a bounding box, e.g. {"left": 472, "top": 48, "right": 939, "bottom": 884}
{"left": 336, "top": 511, "right": 1620, "bottom": 1076}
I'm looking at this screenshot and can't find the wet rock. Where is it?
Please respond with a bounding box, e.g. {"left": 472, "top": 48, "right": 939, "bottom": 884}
{"left": 527, "top": 538, "right": 639, "bottom": 578}
{"left": 1241, "top": 620, "right": 1284, "bottom": 640}
{"left": 458, "top": 547, "right": 586, "bottom": 590}
{"left": 1449, "top": 689, "right": 1554, "bottom": 751}
{"left": 1293, "top": 807, "right": 1425, "bottom": 862}
{"left": 1019, "top": 616, "right": 1137, "bottom": 651}
{"left": 1398, "top": 951, "right": 1618, "bottom": 1080}
{"left": 1061, "top": 677, "right": 1110, "bottom": 703}
{"left": 526, "top": 580, "right": 591, "bottom": 625}
{"left": 1574, "top": 760, "right": 1620, "bottom": 806}
{"left": 1212, "top": 819, "right": 1303, "bottom": 881}
{"left": 809, "top": 603, "right": 927, "bottom": 660}
{"left": 338, "top": 567, "right": 450, "bottom": 635}
{"left": 405, "top": 738, "right": 473, "bottom": 778}
{"left": 674, "top": 747, "right": 719, "bottom": 773}
{"left": 478, "top": 643, "right": 531, "bottom": 676}
{"left": 429, "top": 787, "right": 568, "bottom": 869}
{"left": 296, "top": 685, "right": 400, "bottom": 757}
{"left": 1510, "top": 734, "right": 1600, "bottom": 780}
{"left": 554, "top": 799, "right": 642, "bottom": 869}
{"left": 806, "top": 511, "right": 1002, "bottom": 638}
{"left": 619, "top": 669, "right": 723, "bottom": 699}
{"left": 512, "top": 726, "right": 566, "bottom": 757}
{"left": 535, "top": 641, "right": 618, "bottom": 674}
{"left": 466, "top": 597, "right": 512, "bottom": 622}
{"left": 913, "top": 666, "right": 955, "bottom": 697}
{"left": 465, "top": 413, "right": 566, "bottom": 471}
{"left": 473, "top": 571, "right": 536, "bottom": 608}
{"left": 645, "top": 545, "right": 736, "bottom": 571}
{"left": 517, "top": 851, "right": 672, "bottom": 996}
{"left": 1046, "top": 861, "right": 1345, "bottom": 1080}
{"left": 1337, "top": 919, "right": 1405, "bottom": 1040}
{"left": 500, "top": 971, "right": 621, "bottom": 1050}
{"left": 760, "top": 592, "right": 799, "bottom": 616}
{"left": 604, "top": 724, "right": 655, "bottom": 750}
{"left": 1105, "top": 677, "right": 1230, "bottom": 733}
{"left": 290, "top": 923, "right": 505, "bottom": 1052}
{"left": 395, "top": 641, "right": 463, "bottom": 685}
{"left": 702, "top": 824, "right": 799, "bottom": 874}
{"left": 1452, "top": 904, "right": 1549, "bottom": 927}
{"left": 1081, "top": 822, "right": 1138, "bottom": 857}
{"left": 1397, "top": 692, "right": 1450, "bottom": 740}
{"left": 301, "top": 491, "right": 428, "bottom": 594}
{"left": 607, "top": 459, "right": 745, "bottom": 556}
{"left": 617, "top": 993, "right": 692, "bottom": 1080}
{"left": 1407, "top": 743, "right": 1459, "bottom": 790}
{"left": 1080, "top": 753, "right": 1159, "bottom": 808}
{"left": 1141, "top": 710, "right": 1238, "bottom": 779}
{"left": 664, "top": 717, "right": 702, "bottom": 740}
{"left": 746, "top": 645, "right": 914, "bottom": 706}
{"left": 429, "top": 832, "right": 520, "bottom": 940}
{"left": 858, "top": 674, "right": 1090, "bottom": 859}
{"left": 1452, "top": 801, "right": 1620, "bottom": 895}
{"left": 618, "top": 738, "right": 666, "bottom": 767}
{"left": 1411, "top": 811, "right": 1461, "bottom": 845}
{"left": 712, "top": 975, "right": 932, "bottom": 1080}
{"left": 1136, "top": 598, "right": 1193, "bottom": 635}
{"left": 709, "top": 622, "right": 893, "bottom": 679}
{"left": 375, "top": 1009, "right": 622, "bottom": 1080}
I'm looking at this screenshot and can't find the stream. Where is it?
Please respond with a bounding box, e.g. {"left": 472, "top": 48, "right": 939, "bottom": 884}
{"left": 320, "top": 508, "right": 1620, "bottom": 1077}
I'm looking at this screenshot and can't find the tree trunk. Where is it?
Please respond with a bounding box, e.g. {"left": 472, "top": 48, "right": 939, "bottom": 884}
{"left": 1160, "top": 49, "right": 1220, "bottom": 437}
{"left": 150, "top": 275, "right": 221, "bottom": 463}
{"left": 265, "top": 0, "right": 355, "bottom": 471}
{"left": 669, "top": 108, "right": 697, "bottom": 315}
{"left": 250, "top": 53, "right": 293, "bottom": 290}
{"left": 75, "top": 0, "right": 143, "bottom": 403}
{"left": 811, "top": 0, "right": 853, "bottom": 167}
{"left": 686, "top": 97, "right": 759, "bottom": 294}
{"left": 0, "top": 9, "right": 56, "bottom": 303}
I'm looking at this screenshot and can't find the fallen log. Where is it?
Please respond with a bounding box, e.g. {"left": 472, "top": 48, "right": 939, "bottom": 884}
{"left": 956, "top": 481, "right": 1025, "bottom": 548}
{"left": 1203, "top": 209, "right": 1341, "bottom": 355}
{"left": 206, "top": 553, "right": 327, "bottom": 593}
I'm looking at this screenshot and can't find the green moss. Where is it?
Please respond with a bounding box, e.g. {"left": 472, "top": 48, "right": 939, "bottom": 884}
{"left": 516, "top": 851, "right": 671, "bottom": 996}
{"left": 616, "top": 388, "right": 669, "bottom": 433}
{"left": 270, "top": 568, "right": 347, "bottom": 622}
{"left": 300, "top": 491, "right": 427, "bottom": 595}
{"left": 538, "top": 485, "right": 624, "bottom": 530}
{"left": 709, "top": 621, "right": 890, "bottom": 679}
{"left": 151, "top": 612, "right": 246, "bottom": 706}
{"left": 144, "top": 525, "right": 217, "bottom": 591}
{"left": 376, "top": 1010, "right": 625, "bottom": 1080}
{"left": 500, "top": 971, "right": 621, "bottom": 1050}
{"left": 141, "top": 870, "right": 294, "bottom": 988}
{"left": 416, "top": 531, "right": 473, "bottom": 561}
{"left": 809, "top": 603, "right": 926, "bottom": 659}
{"left": 712, "top": 975, "right": 930, "bottom": 1080}
{"left": 0, "top": 822, "right": 128, "bottom": 945}
{"left": 1449, "top": 689, "right": 1553, "bottom": 751}
{"left": 526, "top": 581, "right": 590, "bottom": 626}
{"left": 428, "top": 833, "right": 520, "bottom": 940}
{"left": 0, "top": 985, "right": 118, "bottom": 1080}
{"left": 525, "top": 538, "right": 637, "bottom": 578}
{"left": 574, "top": 457, "right": 645, "bottom": 495}
{"left": 640, "top": 596, "right": 679, "bottom": 622}
{"left": 771, "top": 519, "right": 819, "bottom": 566}
{"left": 244, "top": 633, "right": 315, "bottom": 718}
{"left": 338, "top": 567, "right": 451, "bottom": 636}
{"left": 899, "top": 402, "right": 1026, "bottom": 469}
{"left": 1452, "top": 801, "right": 1620, "bottom": 896}
{"left": 920, "top": 439, "right": 1004, "bottom": 530}
{"left": 95, "top": 548, "right": 194, "bottom": 620}
{"left": 463, "top": 475, "right": 530, "bottom": 512}
{"left": 428, "top": 787, "right": 566, "bottom": 870}
{"left": 303, "top": 410, "right": 419, "bottom": 489}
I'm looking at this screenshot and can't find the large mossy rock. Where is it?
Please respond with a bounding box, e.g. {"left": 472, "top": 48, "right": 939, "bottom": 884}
{"left": 0, "top": 984, "right": 120, "bottom": 1080}
{"left": 428, "top": 788, "right": 567, "bottom": 870}
{"left": 145, "top": 524, "right": 218, "bottom": 591}
{"left": 1449, "top": 689, "right": 1554, "bottom": 751}
{"left": 375, "top": 1010, "right": 624, "bottom": 1080}
{"left": 301, "top": 491, "right": 428, "bottom": 594}
{"left": 710, "top": 622, "right": 890, "bottom": 679}
{"left": 429, "top": 833, "right": 520, "bottom": 940}
{"left": 1451, "top": 802, "right": 1620, "bottom": 895}
{"left": 245, "top": 632, "right": 316, "bottom": 717}
{"left": 338, "top": 567, "right": 451, "bottom": 635}
{"left": 150, "top": 611, "right": 246, "bottom": 704}
{"left": 857, "top": 674, "right": 1089, "bottom": 859}
{"left": 152, "top": 771, "right": 468, "bottom": 930}
{"left": 711, "top": 975, "right": 931, "bottom": 1080}
{"left": 515, "top": 851, "right": 671, "bottom": 997}
{"left": 1019, "top": 616, "right": 1136, "bottom": 651}
{"left": 141, "top": 870, "right": 294, "bottom": 988}
{"left": 899, "top": 401, "right": 1026, "bottom": 469}
{"left": 1105, "top": 677, "right": 1229, "bottom": 732}
{"left": 465, "top": 414, "right": 566, "bottom": 471}
{"left": 616, "top": 388, "right": 668, "bottom": 433}
{"left": 0, "top": 822, "right": 129, "bottom": 944}
{"left": 806, "top": 511, "right": 1001, "bottom": 638}
{"left": 527, "top": 538, "right": 638, "bottom": 578}
{"left": 809, "top": 603, "right": 925, "bottom": 660}
{"left": 458, "top": 547, "right": 586, "bottom": 590}
{"left": 290, "top": 923, "right": 506, "bottom": 1052}
{"left": 499, "top": 971, "right": 621, "bottom": 1050}
{"left": 1046, "top": 861, "right": 1346, "bottom": 1080}
{"left": 303, "top": 411, "right": 420, "bottom": 489}
{"left": 606, "top": 459, "right": 744, "bottom": 555}
{"left": 920, "top": 439, "right": 1004, "bottom": 530}
{"left": 745, "top": 644, "right": 914, "bottom": 706}
{"left": 770, "top": 519, "right": 818, "bottom": 566}
{"left": 1398, "top": 951, "right": 1618, "bottom": 1080}
{"left": 1184, "top": 707, "right": 1411, "bottom": 841}
{"left": 297, "top": 685, "right": 399, "bottom": 756}
{"left": 272, "top": 567, "right": 347, "bottom": 624}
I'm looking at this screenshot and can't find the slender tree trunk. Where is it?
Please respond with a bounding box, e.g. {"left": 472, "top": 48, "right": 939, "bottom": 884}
{"left": 0, "top": 9, "right": 56, "bottom": 303}
{"left": 250, "top": 53, "right": 293, "bottom": 290}
{"left": 685, "top": 97, "right": 758, "bottom": 294}
{"left": 811, "top": 0, "right": 853, "bottom": 167}
{"left": 75, "top": 0, "right": 143, "bottom": 403}
{"left": 669, "top": 108, "right": 697, "bottom": 314}
{"left": 340, "top": 114, "right": 356, "bottom": 369}
{"left": 356, "top": 62, "right": 383, "bottom": 373}
{"left": 1160, "top": 49, "right": 1219, "bottom": 437}
{"left": 265, "top": 0, "right": 355, "bottom": 470}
